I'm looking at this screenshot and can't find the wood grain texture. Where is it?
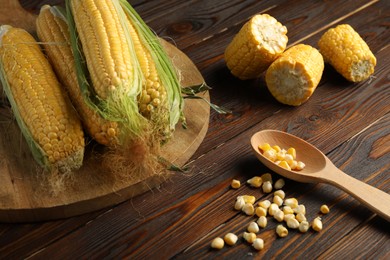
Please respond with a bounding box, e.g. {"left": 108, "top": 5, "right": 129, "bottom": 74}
{"left": 0, "top": 0, "right": 389, "bottom": 259}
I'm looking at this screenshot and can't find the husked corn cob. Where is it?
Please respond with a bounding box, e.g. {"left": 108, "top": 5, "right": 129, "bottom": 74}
{"left": 69, "top": 0, "right": 138, "bottom": 99}
{"left": 265, "top": 44, "right": 324, "bottom": 106}
{"left": 36, "top": 5, "right": 119, "bottom": 146}
{"left": 318, "top": 24, "right": 376, "bottom": 82}
{"left": 225, "top": 14, "right": 288, "bottom": 80}
{"left": 0, "top": 25, "right": 84, "bottom": 171}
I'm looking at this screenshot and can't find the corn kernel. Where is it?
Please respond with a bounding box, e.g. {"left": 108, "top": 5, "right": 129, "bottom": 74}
{"left": 273, "top": 195, "right": 284, "bottom": 207}
{"left": 295, "top": 161, "right": 306, "bottom": 171}
{"left": 287, "top": 147, "right": 296, "bottom": 159}
{"left": 312, "top": 217, "right": 323, "bottom": 232}
{"left": 261, "top": 173, "right": 273, "bottom": 184}
{"left": 257, "top": 216, "right": 268, "bottom": 228}
{"left": 211, "top": 237, "right": 224, "bottom": 249}
{"left": 294, "top": 204, "right": 306, "bottom": 215}
{"left": 274, "top": 178, "right": 285, "bottom": 189}
{"left": 299, "top": 220, "right": 310, "bottom": 233}
{"left": 252, "top": 238, "right": 264, "bottom": 251}
{"left": 242, "top": 195, "right": 256, "bottom": 205}
{"left": 259, "top": 143, "right": 272, "bottom": 152}
{"left": 276, "top": 224, "right": 288, "bottom": 237}
{"left": 296, "top": 213, "right": 307, "bottom": 223}
{"left": 247, "top": 221, "right": 260, "bottom": 233}
{"left": 231, "top": 179, "right": 241, "bottom": 189}
{"left": 274, "top": 190, "right": 286, "bottom": 200}
{"left": 283, "top": 206, "right": 294, "bottom": 215}
{"left": 286, "top": 217, "right": 300, "bottom": 229}
{"left": 284, "top": 198, "right": 298, "bottom": 209}
{"left": 320, "top": 204, "right": 330, "bottom": 214}
{"left": 258, "top": 199, "right": 271, "bottom": 209}
{"left": 289, "top": 160, "right": 298, "bottom": 170}
{"left": 263, "top": 149, "right": 277, "bottom": 161}
{"left": 242, "top": 203, "right": 255, "bottom": 216}
{"left": 278, "top": 160, "right": 291, "bottom": 171}
{"left": 284, "top": 213, "right": 295, "bottom": 222}
{"left": 243, "top": 232, "right": 257, "bottom": 243}
{"left": 272, "top": 145, "right": 282, "bottom": 153}
{"left": 268, "top": 203, "right": 279, "bottom": 216}
{"left": 255, "top": 206, "right": 267, "bottom": 217}
{"left": 276, "top": 150, "right": 286, "bottom": 161}
{"left": 262, "top": 181, "right": 273, "bottom": 193}
{"left": 224, "top": 233, "right": 238, "bottom": 246}
{"left": 247, "top": 176, "right": 263, "bottom": 188}
{"left": 274, "top": 210, "right": 285, "bottom": 222}
{"left": 234, "top": 196, "right": 245, "bottom": 210}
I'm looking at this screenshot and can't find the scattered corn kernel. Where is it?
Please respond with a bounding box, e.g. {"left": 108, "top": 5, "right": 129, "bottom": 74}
{"left": 252, "top": 238, "right": 264, "bottom": 251}
{"left": 286, "top": 217, "right": 300, "bottom": 229}
{"left": 273, "top": 195, "right": 284, "bottom": 207}
{"left": 262, "top": 181, "right": 273, "bottom": 193}
{"left": 261, "top": 173, "right": 273, "bottom": 184}
{"left": 242, "top": 195, "right": 256, "bottom": 205}
{"left": 211, "top": 237, "right": 224, "bottom": 249}
{"left": 276, "top": 224, "right": 288, "bottom": 238}
{"left": 231, "top": 179, "right": 241, "bottom": 189}
{"left": 284, "top": 198, "right": 298, "bottom": 209}
{"left": 274, "top": 210, "right": 285, "bottom": 222}
{"left": 320, "top": 204, "right": 330, "bottom": 214}
{"left": 312, "top": 217, "right": 323, "bottom": 232}
{"left": 247, "top": 221, "right": 260, "bottom": 233}
{"left": 257, "top": 216, "right": 268, "bottom": 228}
{"left": 234, "top": 196, "right": 246, "bottom": 210}
{"left": 242, "top": 203, "right": 255, "bottom": 216}
{"left": 274, "top": 190, "right": 286, "bottom": 200}
{"left": 268, "top": 203, "right": 279, "bottom": 216}
{"left": 274, "top": 178, "right": 285, "bottom": 189}
{"left": 294, "top": 204, "right": 306, "bottom": 215}
{"left": 243, "top": 232, "right": 257, "bottom": 243}
{"left": 247, "top": 176, "right": 263, "bottom": 188}
{"left": 299, "top": 220, "right": 310, "bottom": 233}
{"left": 296, "top": 213, "right": 307, "bottom": 223}
{"left": 258, "top": 199, "right": 271, "bottom": 209}
{"left": 283, "top": 206, "right": 294, "bottom": 215}
{"left": 284, "top": 213, "right": 295, "bottom": 222}
{"left": 224, "top": 233, "right": 238, "bottom": 246}
{"left": 255, "top": 206, "right": 267, "bottom": 217}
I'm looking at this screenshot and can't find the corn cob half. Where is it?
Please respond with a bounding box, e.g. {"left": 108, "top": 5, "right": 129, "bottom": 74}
{"left": 0, "top": 25, "right": 84, "bottom": 172}
{"left": 318, "top": 24, "right": 376, "bottom": 82}
{"left": 36, "top": 5, "right": 119, "bottom": 146}
{"left": 265, "top": 44, "right": 324, "bottom": 106}
{"left": 225, "top": 14, "right": 288, "bottom": 80}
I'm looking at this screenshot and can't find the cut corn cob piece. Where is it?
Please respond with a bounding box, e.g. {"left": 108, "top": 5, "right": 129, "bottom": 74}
{"left": 318, "top": 24, "right": 376, "bottom": 82}
{"left": 0, "top": 25, "right": 84, "bottom": 171}
{"left": 266, "top": 44, "right": 324, "bottom": 106}
{"left": 36, "top": 5, "right": 119, "bottom": 146}
{"left": 224, "top": 14, "right": 288, "bottom": 80}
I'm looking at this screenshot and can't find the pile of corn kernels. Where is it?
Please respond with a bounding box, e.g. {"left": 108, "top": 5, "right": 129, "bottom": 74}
{"left": 258, "top": 143, "right": 306, "bottom": 171}
{"left": 210, "top": 173, "right": 330, "bottom": 251}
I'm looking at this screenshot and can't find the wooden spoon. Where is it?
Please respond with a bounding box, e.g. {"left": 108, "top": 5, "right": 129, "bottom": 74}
{"left": 250, "top": 129, "right": 390, "bottom": 222}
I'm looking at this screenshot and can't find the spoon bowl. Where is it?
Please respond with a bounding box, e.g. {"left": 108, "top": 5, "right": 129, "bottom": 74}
{"left": 250, "top": 129, "right": 390, "bottom": 222}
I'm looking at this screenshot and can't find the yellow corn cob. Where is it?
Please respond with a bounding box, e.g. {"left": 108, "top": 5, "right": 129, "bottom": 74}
{"left": 0, "top": 25, "right": 84, "bottom": 171}
{"left": 36, "top": 5, "right": 119, "bottom": 146}
{"left": 224, "top": 14, "right": 288, "bottom": 80}
{"left": 265, "top": 44, "right": 324, "bottom": 106}
{"left": 318, "top": 24, "right": 376, "bottom": 82}
{"left": 70, "top": 0, "right": 136, "bottom": 99}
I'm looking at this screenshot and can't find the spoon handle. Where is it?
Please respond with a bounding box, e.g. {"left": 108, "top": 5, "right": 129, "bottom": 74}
{"left": 324, "top": 166, "right": 390, "bottom": 222}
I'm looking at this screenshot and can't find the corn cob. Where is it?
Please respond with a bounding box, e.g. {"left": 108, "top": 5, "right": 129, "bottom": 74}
{"left": 0, "top": 25, "right": 84, "bottom": 171}
{"left": 318, "top": 24, "right": 376, "bottom": 82}
{"left": 265, "top": 44, "right": 324, "bottom": 106}
{"left": 36, "top": 5, "right": 119, "bottom": 146}
{"left": 224, "top": 14, "right": 288, "bottom": 80}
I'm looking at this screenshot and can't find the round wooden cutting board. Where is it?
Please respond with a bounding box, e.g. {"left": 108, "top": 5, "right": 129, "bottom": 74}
{"left": 0, "top": 4, "right": 210, "bottom": 223}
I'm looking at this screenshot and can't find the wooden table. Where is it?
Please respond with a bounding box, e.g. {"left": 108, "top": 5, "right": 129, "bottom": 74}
{"left": 0, "top": 0, "right": 389, "bottom": 258}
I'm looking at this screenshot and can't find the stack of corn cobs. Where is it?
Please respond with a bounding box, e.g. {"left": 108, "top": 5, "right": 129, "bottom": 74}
{"left": 0, "top": 0, "right": 201, "bottom": 175}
